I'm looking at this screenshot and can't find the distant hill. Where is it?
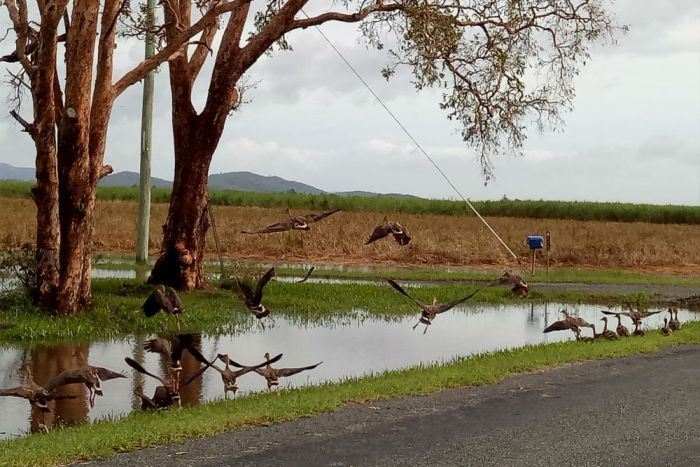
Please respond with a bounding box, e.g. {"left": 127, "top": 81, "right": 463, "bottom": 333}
{"left": 208, "top": 171, "right": 324, "bottom": 194}
{"left": 100, "top": 171, "right": 173, "bottom": 188}
{"left": 0, "top": 163, "right": 34, "bottom": 181}
{"left": 0, "top": 163, "right": 417, "bottom": 198}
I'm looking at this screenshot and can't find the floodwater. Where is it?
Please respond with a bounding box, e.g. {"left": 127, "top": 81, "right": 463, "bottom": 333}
{"left": 1, "top": 303, "right": 697, "bottom": 440}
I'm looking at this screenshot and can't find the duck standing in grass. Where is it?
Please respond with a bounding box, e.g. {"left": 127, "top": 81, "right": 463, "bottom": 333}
{"left": 597, "top": 317, "right": 619, "bottom": 340}
{"left": 387, "top": 279, "right": 480, "bottom": 334}
{"left": 141, "top": 285, "right": 184, "bottom": 331}
{"left": 614, "top": 313, "right": 630, "bottom": 337}
{"left": 489, "top": 272, "right": 529, "bottom": 297}
{"left": 661, "top": 318, "right": 673, "bottom": 336}
{"left": 668, "top": 308, "right": 681, "bottom": 331}
{"left": 237, "top": 267, "right": 276, "bottom": 329}
{"left": 254, "top": 352, "right": 322, "bottom": 393}
{"left": 601, "top": 308, "right": 661, "bottom": 333}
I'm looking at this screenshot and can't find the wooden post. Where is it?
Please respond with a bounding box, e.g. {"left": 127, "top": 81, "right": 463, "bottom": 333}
{"left": 136, "top": 0, "right": 156, "bottom": 264}
{"left": 545, "top": 230, "right": 551, "bottom": 275}
{"left": 531, "top": 249, "right": 536, "bottom": 275}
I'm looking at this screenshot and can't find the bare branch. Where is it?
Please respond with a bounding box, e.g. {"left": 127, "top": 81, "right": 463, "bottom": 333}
{"left": 9, "top": 109, "right": 33, "bottom": 133}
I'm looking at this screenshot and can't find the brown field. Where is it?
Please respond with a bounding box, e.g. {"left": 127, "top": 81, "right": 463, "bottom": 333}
{"left": 2, "top": 198, "right": 699, "bottom": 274}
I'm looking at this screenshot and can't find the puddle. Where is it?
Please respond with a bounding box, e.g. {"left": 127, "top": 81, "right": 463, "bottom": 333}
{"left": 1, "top": 303, "right": 697, "bottom": 439}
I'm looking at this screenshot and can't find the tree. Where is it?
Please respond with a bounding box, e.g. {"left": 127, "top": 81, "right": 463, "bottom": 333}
{"left": 0, "top": 1, "right": 244, "bottom": 314}
{"left": 146, "top": 0, "right": 624, "bottom": 290}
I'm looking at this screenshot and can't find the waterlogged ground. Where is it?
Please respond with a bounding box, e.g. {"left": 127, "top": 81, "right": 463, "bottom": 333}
{"left": 1, "top": 303, "right": 697, "bottom": 440}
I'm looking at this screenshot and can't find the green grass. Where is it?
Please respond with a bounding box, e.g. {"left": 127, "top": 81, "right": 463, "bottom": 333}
{"left": 2, "top": 180, "right": 698, "bottom": 224}
{"left": 0, "top": 278, "right": 666, "bottom": 343}
{"left": 1, "top": 323, "right": 699, "bottom": 466}
{"left": 91, "top": 254, "right": 700, "bottom": 288}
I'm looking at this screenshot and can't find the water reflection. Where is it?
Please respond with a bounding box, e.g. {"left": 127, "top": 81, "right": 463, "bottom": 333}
{"left": 0, "top": 303, "right": 697, "bottom": 439}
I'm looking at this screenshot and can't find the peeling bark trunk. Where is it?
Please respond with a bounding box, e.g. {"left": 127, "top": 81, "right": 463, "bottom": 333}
{"left": 149, "top": 130, "right": 212, "bottom": 290}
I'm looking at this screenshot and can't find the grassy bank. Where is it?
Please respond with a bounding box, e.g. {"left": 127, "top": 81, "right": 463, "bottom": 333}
{"left": 1, "top": 180, "right": 698, "bottom": 224}
{"left": 0, "top": 278, "right": 663, "bottom": 342}
{"left": 1, "top": 325, "right": 698, "bottom": 466}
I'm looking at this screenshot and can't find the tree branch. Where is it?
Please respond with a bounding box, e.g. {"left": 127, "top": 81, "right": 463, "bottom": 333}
{"left": 113, "top": 0, "right": 253, "bottom": 97}
{"left": 289, "top": 2, "right": 403, "bottom": 31}
{"left": 9, "top": 109, "right": 33, "bottom": 134}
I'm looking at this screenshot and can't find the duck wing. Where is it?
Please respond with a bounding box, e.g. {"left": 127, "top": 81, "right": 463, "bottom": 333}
{"left": 365, "top": 225, "right": 392, "bottom": 244}
{"left": 44, "top": 368, "right": 97, "bottom": 391}
{"left": 172, "top": 334, "right": 202, "bottom": 362}
{"left": 434, "top": 289, "right": 481, "bottom": 314}
{"left": 91, "top": 366, "right": 127, "bottom": 381}
{"left": 254, "top": 267, "right": 276, "bottom": 303}
{"left": 0, "top": 386, "right": 34, "bottom": 399}
{"left": 302, "top": 209, "right": 340, "bottom": 223}
{"left": 274, "top": 362, "right": 323, "bottom": 378}
{"left": 387, "top": 280, "right": 428, "bottom": 309}
{"left": 543, "top": 319, "right": 574, "bottom": 333}
{"left": 242, "top": 219, "right": 295, "bottom": 234}
{"left": 142, "top": 287, "right": 171, "bottom": 317}
{"left": 220, "top": 353, "right": 283, "bottom": 374}
{"left": 124, "top": 357, "right": 169, "bottom": 387}
{"left": 144, "top": 337, "right": 173, "bottom": 360}
{"left": 166, "top": 287, "right": 182, "bottom": 312}
{"left": 236, "top": 279, "right": 256, "bottom": 306}
{"left": 134, "top": 389, "right": 158, "bottom": 410}
{"left": 297, "top": 266, "right": 315, "bottom": 283}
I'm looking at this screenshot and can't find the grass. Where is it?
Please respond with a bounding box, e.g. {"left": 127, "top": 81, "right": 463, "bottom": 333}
{"left": 1, "top": 323, "right": 699, "bottom": 466}
{"left": 1, "top": 180, "right": 699, "bottom": 224}
{"left": 3, "top": 199, "right": 700, "bottom": 272}
{"left": 0, "top": 278, "right": 666, "bottom": 342}
{"left": 93, "top": 254, "right": 700, "bottom": 287}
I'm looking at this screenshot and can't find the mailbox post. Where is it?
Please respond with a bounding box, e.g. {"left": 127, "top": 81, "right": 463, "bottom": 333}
{"left": 527, "top": 235, "right": 545, "bottom": 275}
{"left": 545, "top": 230, "right": 551, "bottom": 275}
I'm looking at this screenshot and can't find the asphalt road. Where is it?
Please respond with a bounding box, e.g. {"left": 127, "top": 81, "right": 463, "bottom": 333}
{"left": 86, "top": 345, "right": 700, "bottom": 467}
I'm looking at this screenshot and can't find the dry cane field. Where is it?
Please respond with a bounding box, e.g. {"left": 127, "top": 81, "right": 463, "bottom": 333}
{"left": 1, "top": 198, "right": 699, "bottom": 275}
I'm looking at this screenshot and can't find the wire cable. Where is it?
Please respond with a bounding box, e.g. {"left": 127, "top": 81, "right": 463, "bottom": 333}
{"left": 301, "top": 9, "right": 526, "bottom": 271}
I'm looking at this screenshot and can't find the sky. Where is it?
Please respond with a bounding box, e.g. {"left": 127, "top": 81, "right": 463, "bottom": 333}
{"left": 0, "top": 1, "right": 699, "bottom": 205}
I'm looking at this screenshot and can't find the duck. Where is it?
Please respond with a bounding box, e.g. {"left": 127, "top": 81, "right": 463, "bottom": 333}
{"left": 632, "top": 321, "right": 645, "bottom": 336}
{"left": 668, "top": 308, "right": 681, "bottom": 331}
{"left": 242, "top": 208, "right": 340, "bottom": 234}
{"left": 387, "top": 279, "right": 480, "bottom": 334}
{"left": 144, "top": 333, "right": 202, "bottom": 372}
{"left": 199, "top": 353, "right": 284, "bottom": 398}
{"left": 614, "top": 313, "right": 630, "bottom": 337}
{"left": 236, "top": 267, "right": 276, "bottom": 329}
{"left": 597, "top": 317, "right": 619, "bottom": 340}
{"left": 126, "top": 357, "right": 181, "bottom": 410}
{"left": 543, "top": 309, "right": 590, "bottom": 338}
{"left": 365, "top": 217, "right": 411, "bottom": 246}
{"left": 661, "top": 318, "right": 673, "bottom": 336}
{"left": 254, "top": 352, "right": 322, "bottom": 393}
{"left": 489, "top": 272, "right": 529, "bottom": 297}
{"left": 43, "top": 353, "right": 126, "bottom": 408}
{"left": 141, "top": 285, "right": 184, "bottom": 331}
{"left": 601, "top": 308, "right": 661, "bottom": 332}
{"left": 0, "top": 364, "right": 78, "bottom": 430}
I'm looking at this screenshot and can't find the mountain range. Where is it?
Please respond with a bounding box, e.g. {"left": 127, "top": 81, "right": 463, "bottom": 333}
{"left": 0, "top": 163, "right": 418, "bottom": 198}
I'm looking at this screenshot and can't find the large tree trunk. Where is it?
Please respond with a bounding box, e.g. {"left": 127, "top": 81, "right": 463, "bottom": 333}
{"left": 149, "top": 117, "right": 216, "bottom": 290}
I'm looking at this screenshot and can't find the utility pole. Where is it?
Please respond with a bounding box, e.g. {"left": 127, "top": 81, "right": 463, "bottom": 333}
{"left": 136, "top": 0, "right": 156, "bottom": 264}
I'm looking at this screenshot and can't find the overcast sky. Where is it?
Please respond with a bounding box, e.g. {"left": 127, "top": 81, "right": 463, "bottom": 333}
{"left": 1, "top": 1, "right": 698, "bottom": 205}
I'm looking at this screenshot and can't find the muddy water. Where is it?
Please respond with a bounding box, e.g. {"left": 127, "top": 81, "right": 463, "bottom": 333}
{"left": 0, "top": 304, "right": 697, "bottom": 439}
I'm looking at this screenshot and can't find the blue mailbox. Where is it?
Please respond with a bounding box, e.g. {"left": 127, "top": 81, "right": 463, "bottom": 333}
{"left": 527, "top": 235, "right": 544, "bottom": 250}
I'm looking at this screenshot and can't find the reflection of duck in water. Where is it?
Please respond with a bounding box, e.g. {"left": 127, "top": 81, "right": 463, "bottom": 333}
{"left": 387, "top": 279, "right": 480, "bottom": 334}
{"left": 254, "top": 352, "right": 322, "bottom": 393}
{"left": 0, "top": 364, "right": 77, "bottom": 431}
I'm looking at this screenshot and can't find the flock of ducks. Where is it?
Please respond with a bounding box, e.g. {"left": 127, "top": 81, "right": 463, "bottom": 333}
{"left": 241, "top": 209, "right": 413, "bottom": 246}
{"left": 544, "top": 307, "right": 683, "bottom": 340}
{"left": 0, "top": 208, "right": 685, "bottom": 434}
